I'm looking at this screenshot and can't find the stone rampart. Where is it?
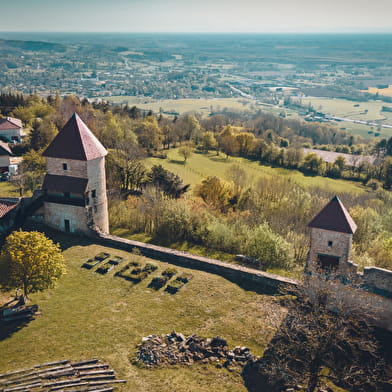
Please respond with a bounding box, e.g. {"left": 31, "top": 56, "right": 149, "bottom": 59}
{"left": 363, "top": 267, "right": 392, "bottom": 298}
{"left": 96, "top": 233, "right": 298, "bottom": 294}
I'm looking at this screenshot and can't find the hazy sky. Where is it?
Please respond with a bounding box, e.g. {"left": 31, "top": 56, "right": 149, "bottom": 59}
{"left": 1, "top": 0, "right": 391, "bottom": 33}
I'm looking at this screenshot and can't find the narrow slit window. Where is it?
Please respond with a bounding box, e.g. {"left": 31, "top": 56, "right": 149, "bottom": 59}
{"left": 328, "top": 241, "right": 333, "bottom": 247}
{"left": 91, "top": 190, "right": 96, "bottom": 198}
{"left": 63, "top": 163, "right": 68, "bottom": 170}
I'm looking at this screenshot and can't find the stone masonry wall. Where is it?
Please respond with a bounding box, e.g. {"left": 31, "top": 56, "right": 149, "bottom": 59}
{"left": 87, "top": 157, "right": 108, "bottom": 233}
{"left": 95, "top": 232, "right": 298, "bottom": 293}
{"left": 46, "top": 157, "right": 88, "bottom": 178}
{"left": 44, "top": 202, "right": 88, "bottom": 234}
{"left": 363, "top": 267, "right": 392, "bottom": 296}
{"left": 93, "top": 232, "right": 391, "bottom": 331}
{"left": 309, "top": 228, "right": 352, "bottom": 270}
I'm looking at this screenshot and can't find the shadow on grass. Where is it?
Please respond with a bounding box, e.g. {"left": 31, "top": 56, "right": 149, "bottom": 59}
{"left": 168, "top": 159, "right": 186, "bottom": 165}
{"left": 0, "top": 317, "right": 35, "bottom": 341}
{"left": 20, "top": 219, "right": 285, "bottom": 296}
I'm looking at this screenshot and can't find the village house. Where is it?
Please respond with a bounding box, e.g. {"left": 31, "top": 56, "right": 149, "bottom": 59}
{"left": 0, "top": 116, "right": 26, "bottom": 143}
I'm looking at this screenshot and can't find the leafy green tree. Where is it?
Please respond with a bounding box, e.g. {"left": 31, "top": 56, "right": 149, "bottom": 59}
{"left": 0, "top": 231, "right": 65, "bottom": 298}
{"left": 195, "top": 176, "right": 233, "bottom": 212}
{"left": 302, "top": 153, "right": 325, "bottom": 175}
{"left": 382, "top": 156, "right": 392, "bottom": 188}
{"left": 199, "top": 131, "right": 217, "bottom": 153}
{"left": 28, "top": 119, "right": 58, "bottom": 150}
{"left": 135, "top": 116, "right": 163, "bottom": 151}
{"left": 148, "top": 165, "right": 189, "bottom": 199}
{"left": 178, "top": 144, "right": 193, "bottom": 162}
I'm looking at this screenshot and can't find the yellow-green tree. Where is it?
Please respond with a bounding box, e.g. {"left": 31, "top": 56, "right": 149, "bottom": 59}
{"left": 0, "top": 231, "right": 65, "bottom": 298}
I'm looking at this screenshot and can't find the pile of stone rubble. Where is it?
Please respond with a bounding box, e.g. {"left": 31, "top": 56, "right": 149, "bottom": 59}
{"left": 136, "top": 332, "right": 258, "bottom": 368}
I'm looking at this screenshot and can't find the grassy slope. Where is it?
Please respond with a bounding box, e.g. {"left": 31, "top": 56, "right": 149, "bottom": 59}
{"left": 0, "top": 236, "right": 285, "bottom": 392}
{"left": 146, "top": 149, "right": 366, "bottom": 196}
{"left": 103, "top": 97, "right": 254, "bottom": 116}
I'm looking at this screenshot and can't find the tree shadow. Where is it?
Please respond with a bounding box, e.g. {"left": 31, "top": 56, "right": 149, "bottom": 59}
{"left": 0, "top": 316, "right": 35, "bottom": 341}
{"left": 241, "top": 297, "right": 392, "bottom": 392}
{"left": 168, "top": 159, "right": 186, "bottom": 165}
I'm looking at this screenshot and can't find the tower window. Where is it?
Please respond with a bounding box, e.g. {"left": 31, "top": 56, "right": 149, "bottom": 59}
{"left": 328, "top": 241, "right": 333, "bottom": 247}
{"left": 91, "top": 189, "right": 96, "bottom": 198}
{"left": 63, "top": 163, "right": 68, "bottom": 170}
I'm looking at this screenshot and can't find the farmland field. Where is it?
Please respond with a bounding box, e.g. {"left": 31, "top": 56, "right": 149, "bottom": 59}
{"left": 146, "top": 149, "right": 366, "bottom": 195}
{"left": 103, "top": 96, "right": 256, "bottom": 116}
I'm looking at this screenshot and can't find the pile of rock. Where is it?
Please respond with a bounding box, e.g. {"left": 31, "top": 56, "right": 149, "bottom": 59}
{"left": 136, "top": 332, "right": 258, "bottom": 368}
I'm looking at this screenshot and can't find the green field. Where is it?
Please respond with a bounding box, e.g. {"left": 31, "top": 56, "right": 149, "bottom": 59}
{"left": 0, "top": 233, "right": 285, "bottom": 392}
{"left": 300, "top": 97, "right": 392, "bottom": 138}
{"left": 146, "top": 149, "right": 366, "bottom": 196}
{"left": 103, "top": 96, "right": 255, "bottom": 116}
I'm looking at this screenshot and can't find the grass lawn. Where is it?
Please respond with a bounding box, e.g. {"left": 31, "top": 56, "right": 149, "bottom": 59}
{"left": 0, "top": 232, "right": 286, "bottom": 392}
{"left": 103, "top": 97, "right": 254, "bottom": 116}
{"left": 146, "top": 149, "right": 366, "bottom": 196}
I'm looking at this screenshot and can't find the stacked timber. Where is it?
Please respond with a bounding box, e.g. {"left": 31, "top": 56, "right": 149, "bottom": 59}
{"left": 0, "top": 359, "right": 125, "bottom": 391}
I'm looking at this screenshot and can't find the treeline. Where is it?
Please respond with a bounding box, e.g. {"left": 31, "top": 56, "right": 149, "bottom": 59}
{"left": 110, "top": 166, "right": 392, "bottom": 272}
{"left": 2, "top": 93, "right": 392, "bottom": 272}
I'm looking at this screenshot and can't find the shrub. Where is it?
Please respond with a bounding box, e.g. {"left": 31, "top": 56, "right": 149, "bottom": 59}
{"left": 149, "top": 276, "right": 169, "bottom": 290}
{"left": 244, "top": 223, "right": 292, "bottom": 269}
{"left": 162, "top": 267, "right": 177, "bottom": 278}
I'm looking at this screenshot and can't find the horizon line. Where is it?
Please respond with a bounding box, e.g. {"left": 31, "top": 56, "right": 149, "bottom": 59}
{"left": 1, "top": 30, "right": 392, "bottom": 34}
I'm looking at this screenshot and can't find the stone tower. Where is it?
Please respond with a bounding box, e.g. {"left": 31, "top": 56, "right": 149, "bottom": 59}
{"left": 307, "top": 196, "right": 357, "bottom": 273}
{"left": 42, "top": 113, "right": 109, "bottom": 234}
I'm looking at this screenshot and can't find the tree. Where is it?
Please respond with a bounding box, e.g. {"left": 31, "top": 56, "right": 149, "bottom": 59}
{"left": 0, "top": 231, "right": 65, "bottom": 298}
{"left": 302, "top": 153, "right": 325, "bottom": 175}
{"left": 243, "top": 282, "right": 389, "bottom": 392}
{"left": 198, "top": 131, "right": 217, "bottom": 153}
{"left": 148, "top": 165, "right": 189, "bottom": 199}
{"left": 382, "top": 156, "right": 392, "bottom": 188}
{"left": 178, "top": 144, "right": 193, "bottom": 162}
{"left": 195, "top": 176, "right": 233, "bottom": 212}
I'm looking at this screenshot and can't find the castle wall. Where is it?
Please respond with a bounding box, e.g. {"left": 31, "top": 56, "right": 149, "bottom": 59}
{"left": 44, "top": 202, "right": 89, "bottom": 234}
{"left": 86, "top": 157, "right": 109, "bottom": 233}
{"left": 46, "top": 157, "right": 88, "bottom": 178}
{"left": 307, "top": 275, "right": 392, "bottom": 331}
{"left": 308, "top": 228, "right": 352, "bottom": 270}
{"left": 363, "top": 267, "right": 392, "bottom": 295}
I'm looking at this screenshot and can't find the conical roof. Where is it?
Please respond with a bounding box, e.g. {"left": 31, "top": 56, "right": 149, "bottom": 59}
{"left": 43, "top": 113, "right": 107, "bottom": 161}
{"left": 308, "top": 196, "right": 357, "bottom": 234}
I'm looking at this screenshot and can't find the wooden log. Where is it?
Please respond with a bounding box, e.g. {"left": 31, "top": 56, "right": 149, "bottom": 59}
{"left": 3, "top": 381, "right": 41, "bottom": 391}
{"left": 88, "top": 380, "right": 126, "bottom": 385}
{"left": 1, "top": 375, "right": 40, "bottom": 386}
{"left": 41, "top": 369, "right": 75, "bottom": 379}
{"left": 71, "top": 364, "right": 109, "bottom": 371}
{"left": 41, "top": 378, "right": 82, "bottom": 388}
{"left": 34, "top": 360, "right": 69, "bottom": 368}
{"left": 49, "top": 381, "right": 89, "bottom": 391}
{"left": 70, "top": 359, "right": 99, "bottom": 367}
{"left": 80, "top": 375, "right": 115, "bottom": 381}
{"left": 78, "top": 370, "right": 114, "bottom": 377}
{"left": 0, "top": 366, "right": 35, "bottom": 379}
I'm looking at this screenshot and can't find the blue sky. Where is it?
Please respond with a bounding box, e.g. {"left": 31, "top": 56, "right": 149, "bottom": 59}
{"left": 1, "top": 0, "right": 391, "bottom": 33}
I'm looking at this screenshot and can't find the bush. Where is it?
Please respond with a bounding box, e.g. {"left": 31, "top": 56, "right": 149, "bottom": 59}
{"left": 149, "top": 276, "right": 169, "bottom": 290}
{"left": 143, "top": 263, "right": 158, "bottom": 272}
{"left": 244, "top": 223, "right": 292, "bottom": 269}
{"left": 162, "top": 267, "right": 177, "bottom": 278}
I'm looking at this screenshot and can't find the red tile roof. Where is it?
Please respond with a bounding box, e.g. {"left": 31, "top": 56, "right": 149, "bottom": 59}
{"left": 0, "top": 117, "right": 22, "bottom": 130}
{"left": 308, "top": 196, "right": 357, "bottom": 234}
{"left": 0, "top": 199, "right": 20, "bottom": 218}
{"left": 42, "top": 174, "right": 88, "bottom": 194}
{"left": 43, "top": 113, "right": 107, "bottom": 161}
{"left": 0, "top": 140, "right": 12, "bottom": 156}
